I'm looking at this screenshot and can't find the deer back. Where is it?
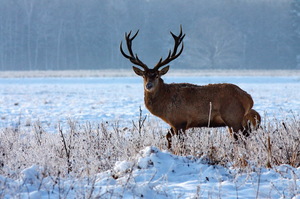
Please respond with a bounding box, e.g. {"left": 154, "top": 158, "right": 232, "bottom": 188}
{"left": 144, "top": 81, "right": 254, "bottom": 129}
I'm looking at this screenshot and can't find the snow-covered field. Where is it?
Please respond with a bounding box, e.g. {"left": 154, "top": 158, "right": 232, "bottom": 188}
{"left": 1, "top": 74, "right": 300, "bottom": 130}
{"left": 1, "top": 71, "right": 300, "bottom": 198}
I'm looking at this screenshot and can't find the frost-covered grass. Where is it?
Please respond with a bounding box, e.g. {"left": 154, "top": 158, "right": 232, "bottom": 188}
{"left": 1, "top": 114, "right": 300, "bottom": 176}
{"left": 0, "top": 114, "right": 300, "bottom": 198}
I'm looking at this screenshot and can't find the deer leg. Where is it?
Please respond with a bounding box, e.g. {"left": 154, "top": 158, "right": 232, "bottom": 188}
{"left": 166, "top": 128, "right": 175, "bottom": 149}
{"left": 222, "top": 116, "right": 244, "bottom": 141}
{"left": 178, "top": 129, "right": 186, "bottom": 145}
{"left": 166, "top": 127, "right": 186, "bottom": 149}
{"left": 221, "top": 103, "right": 248, "bottom": 140}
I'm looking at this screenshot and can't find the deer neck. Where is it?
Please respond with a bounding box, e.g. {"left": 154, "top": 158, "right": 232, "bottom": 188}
{"left": 144, "top": 78, "right": 167, "bottom": 114}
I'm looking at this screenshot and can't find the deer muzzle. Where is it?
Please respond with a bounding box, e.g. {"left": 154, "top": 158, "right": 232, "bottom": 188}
{"left": 145, "top": 82, "right": 154, "bottom": 90}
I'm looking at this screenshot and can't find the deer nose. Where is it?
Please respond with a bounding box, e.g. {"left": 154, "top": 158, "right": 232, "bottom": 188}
{"left": 146, "top": 82, "right": 153, "bottom": 90}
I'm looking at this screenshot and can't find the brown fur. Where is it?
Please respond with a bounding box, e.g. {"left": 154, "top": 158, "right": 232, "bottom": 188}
{"left": 120, "top": 27, "right": 261, "bottom": 149}
{"left": 142, "top": 77, "right": 260, "bottom": 148}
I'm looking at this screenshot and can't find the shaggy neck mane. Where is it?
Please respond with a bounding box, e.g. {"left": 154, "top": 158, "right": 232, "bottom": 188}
{"left": 144, "top": 78, "right": 167, "bottom": 112}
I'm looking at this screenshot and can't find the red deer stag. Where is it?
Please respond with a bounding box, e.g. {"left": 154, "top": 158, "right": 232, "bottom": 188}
{"left": 120, "top": 26, "right": 261, "bottom": 149}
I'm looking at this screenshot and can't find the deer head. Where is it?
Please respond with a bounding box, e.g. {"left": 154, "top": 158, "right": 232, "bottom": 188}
{"left": 120, "top": 26, "right": 185, "bottom": 92}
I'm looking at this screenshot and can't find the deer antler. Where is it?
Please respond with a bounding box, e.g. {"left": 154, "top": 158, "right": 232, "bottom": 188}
{"left": 154, "top": 25, "right": 185, "bottom": 70}
{"left": 120, "top": 30, "right": 149, "bottom": 70}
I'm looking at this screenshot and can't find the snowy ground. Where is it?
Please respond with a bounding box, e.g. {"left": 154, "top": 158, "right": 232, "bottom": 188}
{"left": 1, "top": 146, "right": 300, "bottom": 198}
{"left": 1, "top": 146, "right": 300, "bottom": 199}
{"left": 1, "top": 75, "right": 300, "bottom": 130}
{"left": 1, "top": 71, "right": 300, "bottom": 198}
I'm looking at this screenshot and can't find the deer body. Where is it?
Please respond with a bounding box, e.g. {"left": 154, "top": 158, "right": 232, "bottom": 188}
{"left": 120, "top": 26, "right": 261, "bottom": 149}
{"left": 145, "top": 81, "right": 252, "bottom": 130}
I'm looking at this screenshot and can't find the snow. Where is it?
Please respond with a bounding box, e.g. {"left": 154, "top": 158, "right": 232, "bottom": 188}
{"left": 1, "top": 146, "right": 300, "bottom": 198}
{"left": 1, "top": 72, "right": 300, "bottom": 198}
{"left": 1, "top": 75, "right": 300, "bottom": 131}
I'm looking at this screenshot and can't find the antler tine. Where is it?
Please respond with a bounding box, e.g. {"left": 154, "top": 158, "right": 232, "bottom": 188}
{"left": 154, "top": 25, "right": 185, "bottom": 70}
{"left": 120, "top": 30, "right": 148, "bottom": 70}
{"left": 170, "top": 25, "right": 185, "bottom": 56}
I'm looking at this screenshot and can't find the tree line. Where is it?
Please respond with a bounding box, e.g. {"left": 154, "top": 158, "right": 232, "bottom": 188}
{"left": 0, "top": 0, "right": 299, "bottom": 70}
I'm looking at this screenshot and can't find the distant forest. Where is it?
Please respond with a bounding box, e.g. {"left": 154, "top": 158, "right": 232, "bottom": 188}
{"left": 0, "top": 0, "right": 299, "bottom": 70}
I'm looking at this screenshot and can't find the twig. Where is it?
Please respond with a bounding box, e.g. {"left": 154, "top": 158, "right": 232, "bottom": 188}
{"left": 58, "top": 124, "right": 72, "bottom": 174}
{"left": 208, "top": 102, "right": 212, "bottom": 127}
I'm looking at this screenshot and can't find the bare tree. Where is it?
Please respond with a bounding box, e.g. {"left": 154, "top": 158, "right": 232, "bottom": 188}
{"left": 186, "top": 17, "right": 244, "bottom": 69}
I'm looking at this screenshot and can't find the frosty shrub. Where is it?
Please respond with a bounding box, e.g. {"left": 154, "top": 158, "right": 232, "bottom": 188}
{"left": 0, "top": 113, "right": 299, "bottom": 179}
{"left": 171, "top": 114, "right": 300, "bottom": 169}
{"left": 0, "top": 117, "right": 166, "bottom": 178}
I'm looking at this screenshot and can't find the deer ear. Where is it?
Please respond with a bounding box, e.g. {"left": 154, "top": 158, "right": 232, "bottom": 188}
{"left": 132, "top": 66, "right": 144, "bottom": 76}
{"left": 159, "top": 65, "right": 169, "bottom": 76}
